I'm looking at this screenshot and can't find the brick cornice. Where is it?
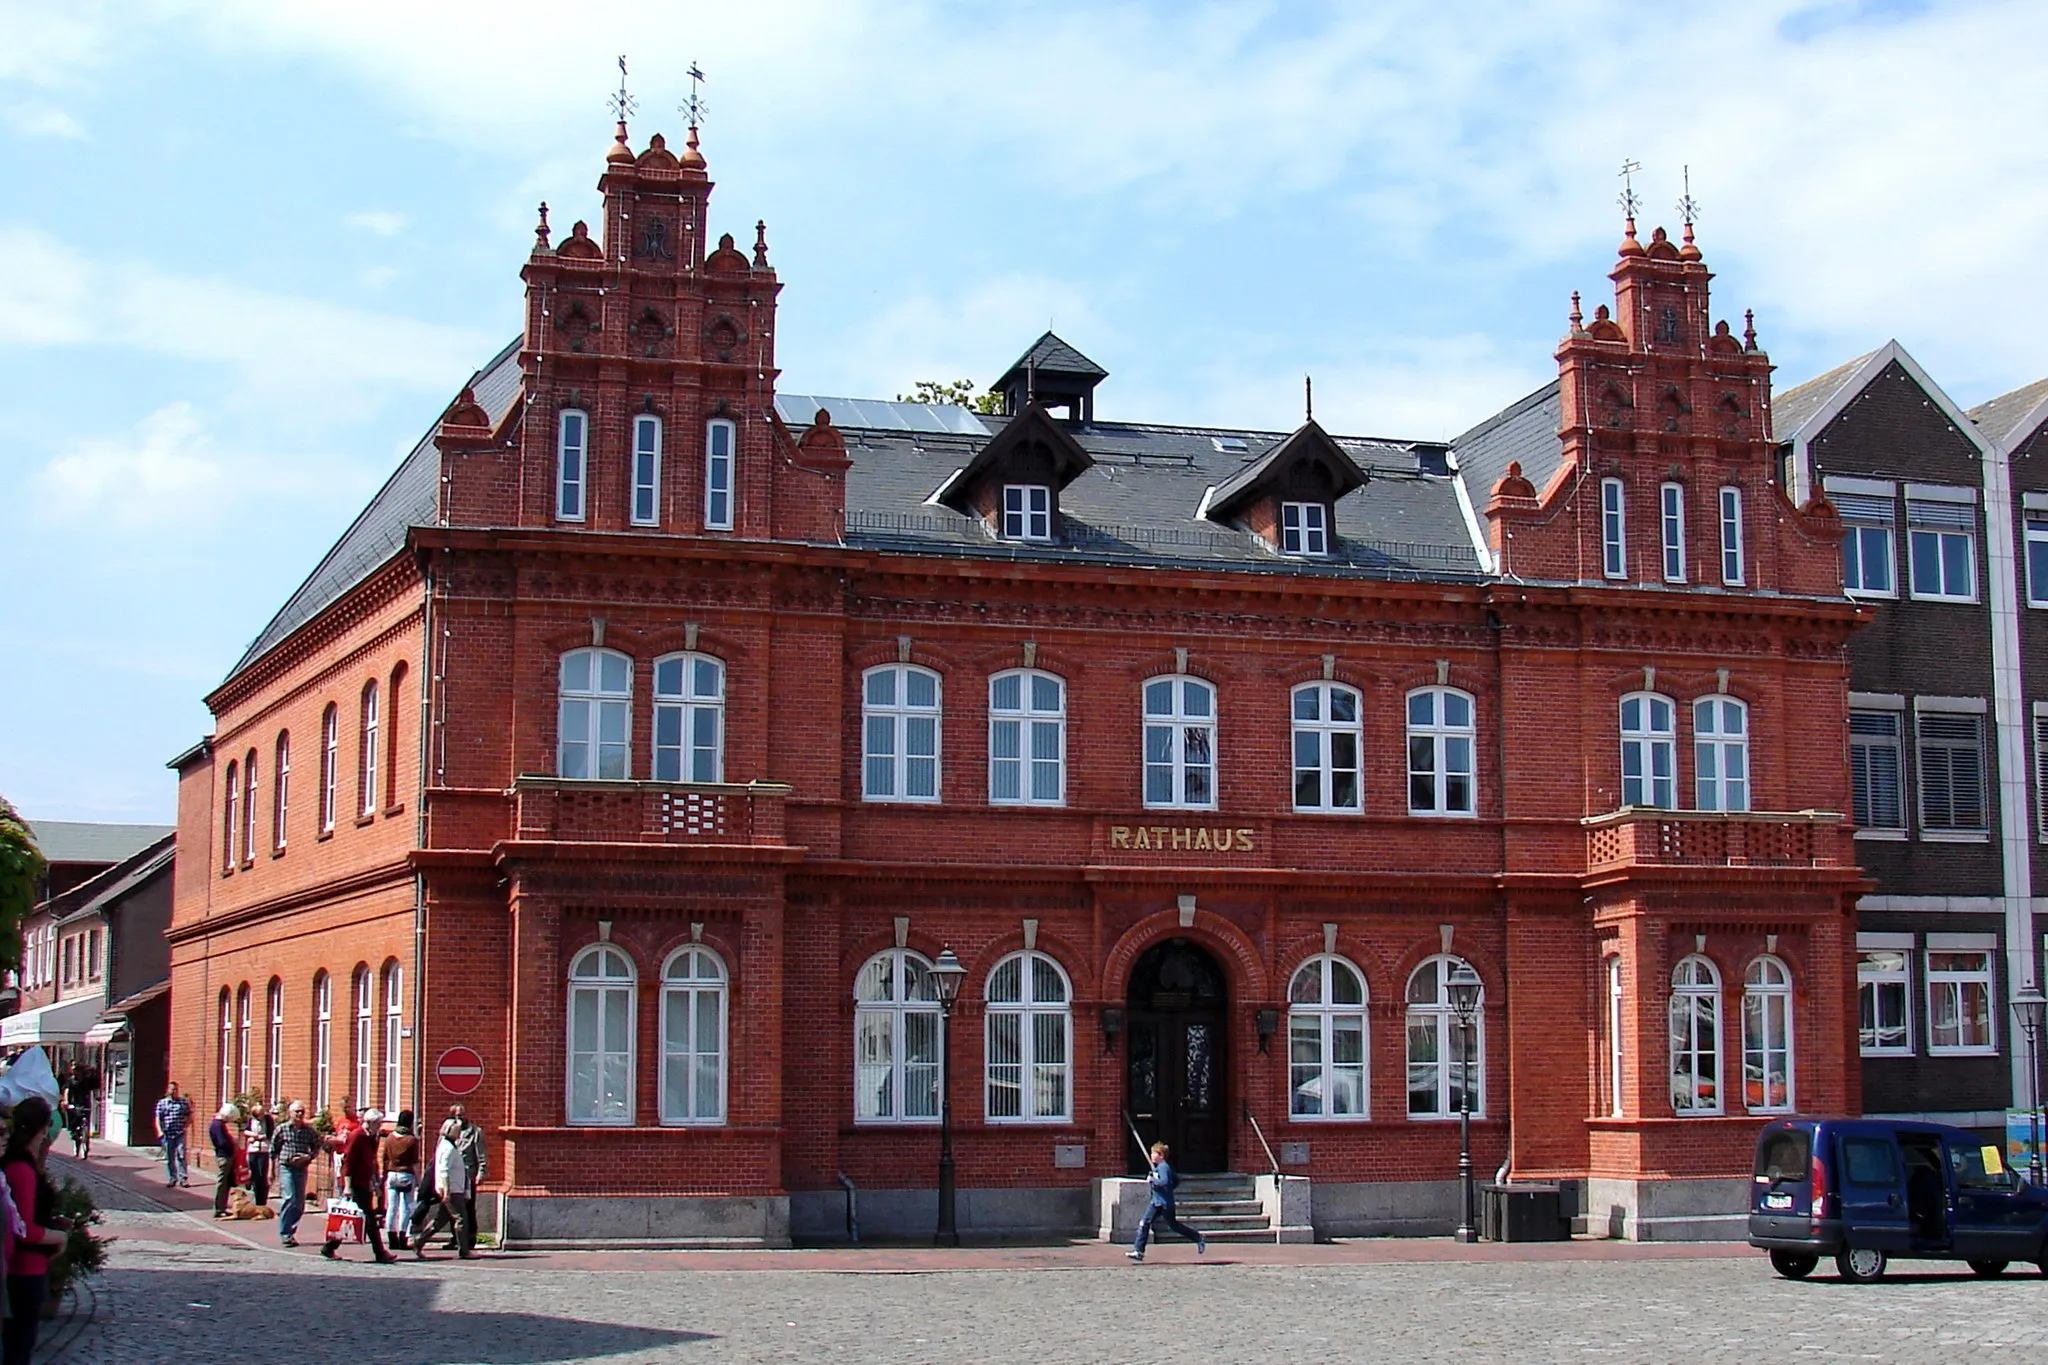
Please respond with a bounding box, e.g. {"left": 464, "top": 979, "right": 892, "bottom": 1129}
{"left": 165, "top": 858, "right": 414, "bottom": 944}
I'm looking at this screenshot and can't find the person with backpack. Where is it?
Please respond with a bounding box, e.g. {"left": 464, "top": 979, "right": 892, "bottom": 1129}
{"left": 2, "top": 1098, "right": 75, "bottom": 1364}
{"left": 1127, "top": 1141, "right": 1205, "bottom": 1263}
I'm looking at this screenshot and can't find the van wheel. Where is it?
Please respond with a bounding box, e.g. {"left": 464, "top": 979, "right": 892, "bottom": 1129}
{"left": 1967, "top": 1260, "right": 2009, "bottom": 1278}
{"left": 1769, "top": 1250, "right": 1818, "bottom": 1279}
{"left": 1836, "top": 1247, "right": 1887, "bottom": 1283}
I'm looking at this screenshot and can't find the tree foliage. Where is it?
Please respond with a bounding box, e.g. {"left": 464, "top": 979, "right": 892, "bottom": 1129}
{"left": 0, "top": 799, "right": 44, "bottom": 971}
{"left": 898, "top": 379, "right": 1005, "bottom": 416}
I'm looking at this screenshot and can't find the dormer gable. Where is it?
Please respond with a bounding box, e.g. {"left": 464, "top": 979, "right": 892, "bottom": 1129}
{"left": 1203, "top": 420, "right": 1368, "bottom": 557}
{"left": 935, "top": 404, "right": 1094, "bottom": 543}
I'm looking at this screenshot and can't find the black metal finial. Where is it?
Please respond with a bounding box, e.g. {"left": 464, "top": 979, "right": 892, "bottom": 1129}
{"left": 681, "top": 62, "right": 709, "bottom": 129}
{"left": 609, "top": 55, "right": 639, "bottom": 127}
{"left": 1677, "top": 165, "right": 1700, "bottom": 228}
{"left": 1305, "top": 374, "right": 1313, "bottom": 423}
{"left": 1617, "top": 158, "right": 1643, "bottom": 226}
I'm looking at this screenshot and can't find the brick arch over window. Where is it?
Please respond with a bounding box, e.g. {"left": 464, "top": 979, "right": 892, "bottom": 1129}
{"left": 1273, "top": 926, "right": 1403, "bottom": 1008}
{"left": 846, "top": 639, "right": 962, "bottom": 675}
{"left": 967, "top": 927, "right": 1099, "bottom": 1003}
{"left": 1101, "top": 911, "right": 1270, "bottom": 1005}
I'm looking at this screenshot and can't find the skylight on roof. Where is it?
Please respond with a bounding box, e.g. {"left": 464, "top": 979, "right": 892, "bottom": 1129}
{"left": 1211, "top": 436, "right": 1249, "bottom": 454}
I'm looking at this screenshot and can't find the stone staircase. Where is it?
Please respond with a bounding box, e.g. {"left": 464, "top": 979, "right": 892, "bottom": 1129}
{"left": 1172, "top": 1172, "right": 1273, "bottom": 1243}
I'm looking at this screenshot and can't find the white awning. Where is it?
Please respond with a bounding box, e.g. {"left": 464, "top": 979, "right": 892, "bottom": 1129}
{"left": 0, "top": 997, "right": 102, "bottom": 1047}
{"left": 81, "top": 1019, "right": 127, "bottom": 1047}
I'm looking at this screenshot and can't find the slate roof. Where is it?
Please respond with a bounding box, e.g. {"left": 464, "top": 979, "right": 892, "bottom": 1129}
{"left": 1770, "top": 350, "right": 1880, "bottom": 443}
{"left": 1970, "top": 376, "right": 2048, "bottom": 451}
{"left": 1449, "top": 381, "right": 1562, "bottom": 500}
{"left": 25, "top": 821, "right": 175, "bottom": 868}
{"left": 995, "top": 332, "right": 1107, "bottom": 386}
{"left": 47, "top": 834, "right": 175, "bottom": 925}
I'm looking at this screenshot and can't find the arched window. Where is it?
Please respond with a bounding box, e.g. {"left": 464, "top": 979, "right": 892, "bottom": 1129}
{"left": 1606, "top": 955, "right": 1625, "bottom": 1118}
{"left": 352, "top": 966, "right": 373, "bottom": 1106}
{"left": 1620, "top": 692, "right": 1676, "bottom": 808}
{"left": 218, "top": 990, "right": 233, "bottom": 1106}
{"left": 631, "top": 413, "right": 663, "bottom": 527}
{"left": 358, "top": 682, "right": 380, "bottom": 819}
{"left": 1288, "top": 955, "right": 1369, "bottom": 1119}
{"left": 273, "top": 731, "right": 290, "bottom": 853}
{"left": 242, "top": 749, "right": 258, "bottom": 865}
{"left": 1142, "top": 675, "right": 1216, "bottom": 810}
{"left": 1407, "top": 688, "right": 1476, "bottom": 816}
{"left": 1669, "top": 955, "right": 1722, "bottom": 1115}
{"left": 989, "top": 670, "right": 1065, "bottom": 805}
{"left": 556, "top": 407, "right": 588, "bottom": 521}
{"left": 222, "top": 760, "right": 239, "bottom": 872}
{"left": 558, "top": 648, "right": 633, "bottom": 780}
{"left": 319, "top": 703, "right": 339, "bottom": 834}
{"left": 1743, "top": 956, "right": 1794, "bottom": 1113}
{"left": 659, "top": 946, "right": 726, "bottom": 1125}
{"left": 313, "top": 970, "right": 332, "bottom": 1109}
{"left": 853, "top": 949, "right": 941, "bottom": 1123}
{"left": 266, "top": 979, "right": 283, "bottom": 1106}
{"left": 1694, "top": 697, "right": 1750, "bottom": 812}
{"left": 382, "top": 960, "right": 403, "bottom": 1111}
{"left": 986, "top": 951, "right": 1071, "bottom": 1122}
{"left": 568, "top": 944, "right": 636, "bottom": 1125}
{"left": 1405, "top": 955, "right": 1482, "bottom": 1118}
{"left": 385, "top": 661, "right": 407, "bottom": 811}
{"left": 704, "top": 417, "right": 735, "bottom": 530}
{"left": 653, "top": 653, "right": 724, "bottom": 783}
{"left": 862, "top": 665, "right": 941, "bottom": 802}
{"left": 236, "top": 983, "right": 252, "bottom": 1097}
{"left": 1292, "top": 683, "right": 1363, "bottom": 813}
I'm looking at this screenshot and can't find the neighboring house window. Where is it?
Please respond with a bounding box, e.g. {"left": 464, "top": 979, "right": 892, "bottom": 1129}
{"left": 267, "top": 979, "right": 284, "bottom": 1105}
{"left": 1660, "top": 482, "right": 1686, "bottom": 582}
{"left": 1406, "top": 955, "right": 1482, "bottom": 1119}
{"left": 1600, "top": 477, "right": 1626, "bottom": 579}
{"left": 1619, "top": 693, "right": 1677, "bottom": 808}
{"left": 1742, "top": 957, "right": 1794, "bottom": 1113}
{"left": 2036, "top": 713, "right": 2048, "bottom": 841}
{"left": 631, "top": 414, "right": 662, "bottom": 527}
{"left": 1719, "top": 486, "right": 1745, "bottom": 585}
{"left": 1607, "top": 955, "right": 1625, "bottom": 1118}
{"left": 358, "top": 681, "right": 379, "bottom": 819}
{"left": 242, "top": 750, "right": 259, "bottom": 865}
{"left": 1851, "top": 711, "right": 1906, "bottom": 831}
{"left": 567, "top": 944, "right": 636, "bottom": 1124}
{"left": 985, "top": 951, "right": 1072, "bottom": 1123}
{"left": 236, "top": 984, "right": 251, "bottom": 1097}
{"left": 222, "top": 761, "right": 239, "bottom": 872}
{"left": 853, "top": 949, "right": 941, "bottom": 1123}
{"left": 652, "top": 653, "right": 724, "bottom": 783}
{"left": 1289, "top": 954, "right": 1369, "bottom": 1120}
{"left": 704, "top": 418, "right": 735, "bottom": 530}
{"left": 1142, "top": 675, "right": 1216, "bottom": 809}
{"left": 1669, "top": 954, "right": 1722, "bottom": 1116}
{"left": 1927, "top": 949, "right": 1996, "bottom": 1054}
{"left": 273, "top": 731, "right": 290, "bottom": 852}
{"left": 352, "top": 967, "right": 373, "bottom": 1106}
{"left": 1694, "top": 697, "right": 1750, "bottom": 812}
{"left": 1280, "top": 501, "right": 1329, "bottom": 556}
{"left": 320, "top": 704, "right": 339, "bottom": 834}
{"left": 1835, "top": 492, "right": 1896, "bottom": 595}
{"left": 1001, "top": 484, "right": 1052, "bottom": 542}
{"left": 989, "top": 669, "right": 1065, "bottom": 805}
{"left": 558, "top": 647, "right": 633, "bottom": 780}
{"left": 313, "top": 970, "right": 332, "bottom": 1109}
{"left": 556, "top": 408, "right": 587, "bottom": 521}
{"left": 2027, "top": 513, "right": 2048, "bottom": 606}
{"left": 1857, "top": 948, "right": 1911, "bottom": 1056}
{"left": 1917, "top": 711, "right": 1987, "bottom": 833}
{"left": 382, "top": 961, "right": 403, "bottom": 1111}
{"left": 1292, "top": 683, "right": 1362, "bottom": 813}
{"left": 863, "top": 665, "right": 941, "bottom": 802}
{"left": 660, "top": 946, "right": 727, "bottom": 1125}
{"left": 1906, "top": 497, "right": 1976, "bottom": 601}
{"left": 1407, "top": 687, "right": 1476, "bottom": 816}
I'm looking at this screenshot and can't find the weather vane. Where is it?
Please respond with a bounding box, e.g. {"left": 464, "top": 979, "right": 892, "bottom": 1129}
{"left": 609, "top": 54, "right": 638, "bottom": 125}
{"left": 682, "top": 62, "right": 709, "bottom": 128}
{"left": 1677, "top": 164, "right": 1700, "bottom": 228}
{"left": 1617, "top": 158, "right": 1642, "bottom": 225}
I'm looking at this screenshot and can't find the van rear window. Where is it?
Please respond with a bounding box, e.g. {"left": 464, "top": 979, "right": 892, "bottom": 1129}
{"left": 1755, "top": 1129, "right": 1811, "bottom": 1182}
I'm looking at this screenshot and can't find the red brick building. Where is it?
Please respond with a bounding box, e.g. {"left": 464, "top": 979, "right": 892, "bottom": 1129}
{"left": 169, "top": 123, "right": 1866, "bottom": 1245}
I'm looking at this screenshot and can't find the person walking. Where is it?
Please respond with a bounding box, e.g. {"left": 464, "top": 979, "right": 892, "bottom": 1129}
{"left": 61, "top": 1062, "right": 97, "bottom": 1160}
{"left": 321, "top": 1107, "right": 393, "bottom": 1264}
{"left": 419, "top": 1111, "right": 474, "bottom": 1259}
{"left": 379, "top": 1110, "right": 420, "bottom": 1250}
{"left": 208, "top": 1104, "right": 241, "bottom": 1219}
{"left": 273, "top": 1101, "right": 321, "bottom": 1247}
{"left": 153, "top": 1081, "right": 192, "bottom": 1188}
{"left": 1127, "top": 1141, "right": 1205, "bottom": 1263}
{"left": 243, "top": 1101, "right": 274, "bottom": 1208}
{"left": 2, "top": 1098, "right": 75, "bottom": 1365}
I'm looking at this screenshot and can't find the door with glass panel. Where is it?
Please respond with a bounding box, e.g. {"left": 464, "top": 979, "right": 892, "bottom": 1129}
{"left": 1124, "top": 939, "right": 1228, "bottom": 1173}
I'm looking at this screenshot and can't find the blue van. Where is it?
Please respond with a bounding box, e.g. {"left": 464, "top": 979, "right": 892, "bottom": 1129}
{"left": 1748, "top": 1117, "right": 2048, "bottom": 1282}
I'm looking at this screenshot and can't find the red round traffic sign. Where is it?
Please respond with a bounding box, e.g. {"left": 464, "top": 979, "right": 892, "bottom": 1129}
{"left": 436, "top": 1046, "right": 485, "bottom": 1096}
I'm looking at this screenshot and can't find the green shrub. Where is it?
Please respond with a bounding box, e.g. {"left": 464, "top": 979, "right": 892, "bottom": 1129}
{"left": 47, "top": 1178, "right": 110, "bottom": 1302}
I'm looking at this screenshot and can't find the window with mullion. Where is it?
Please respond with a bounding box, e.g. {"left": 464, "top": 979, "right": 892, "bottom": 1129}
{"left": 1405, "top": 956, "right": 1482, "bottom": 1119}
{"left": 1916, "top": 711, "right": 1986, "bottom": 833}
{"left": 358, "top": 682, "right": 380, "bottom": 819}
{"left": 222, "top": 761, "right": 239, "bottom": 872}
{"left": 273, "top": 732, "right": 290, "bottom": 852}
{"left": 1850, "top": 711, "right": 1905, "bottom": 831}
{"left": 2027, "top": 516, "right": 2048, "bottom": 607}
{"left": 1669, "top": 955, "right": 1722, "bottom": 1116}
{"left": 1693, "top": 697, "right": 1749, "bottom": 812}
{"left": 352, "top": 968, "right": 373, "bottom": 1107}
{"left": 568, "top": 946, "right": 636, "bottom": 1125}
{"left": 863, "top": 666, "right": 941, "bottom": 802}
{"left": 1926, "top": 950, "right": 1995, "bottom": 1054}
{"left": 1292, "top": 683, "right": 1362, "bottom": 812}
{"left": 653, "top": 653, "right": 724, "bottom": 783}
{"left": 704, "top": 418, "right": 735, "bottom": 530}
{"left": 1905, "top": 499, "right": 1976, "bottom": 602}
{"left": 1280, "top": 501, "right": 1329, "bottom": 556}
{"left": 854, "top": 950, "right": 942, "bottom": 1123}
{"left": 1857, "top": 949, "right": 1911, "bottom": 1056}
{"left": 985, "top": 951, "right": 1072, "bottom": 1123}
{"left": 556, "top": 409, "right": 587, "bottom": 521}
{"left": 1001, "top": 485, "right": 1052, "bottom": 542}
{"left": 1719, "top": 486, "right": 1745, "bottom": 585}
{"left": 558, "top": 648, "right": 633, "bottom": 780}
{"left": 242, "top": 750, "right": 259, "bottom": 865}
{"left": 1600, "top": 477, "right": 1627, "bottom": 579}
{"left": 320, "top": 704, "right": 339, "bottom": 834}
{"left": 1143, "top": 675, "right": 1216, "bottom": 809}
{"left": 1742, "top": 957, "right": 1794, "bottom": 1113}
{"left": 1289, "top": 955, "right": 1369, "bottom": 1120}
{"left": 1406, "top": 687, "right": 1475, "bottom": 816}
{"left": 267, "top": 980, "right": 283, "bottom": 1105}
{"left": 989, "top": 670, "right": 1064, "bottom": 805}
{"left": 631, "top": 414, "right": 662, "bottom": 527}
{"left": 1619, "top": 692, "right": 1676, "bottom": 808}
{"left": 660, "top": 947, "right": 727, "bottom": 1125}
{"left": 1659, "top": 482, "right": 1686, "bottom": 583}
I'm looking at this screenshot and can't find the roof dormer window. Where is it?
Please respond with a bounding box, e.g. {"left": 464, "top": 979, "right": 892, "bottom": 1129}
{"left": 1002, "top": 485, "right": 1052, "bottom": 542}
{"left": 1280, "top": 501, "right": 1329, "bottom": 557}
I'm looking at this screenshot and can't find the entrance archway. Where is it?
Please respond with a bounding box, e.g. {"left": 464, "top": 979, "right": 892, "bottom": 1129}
{"left": 1124, "top": 938, "right": 1228, "bottom": 1173}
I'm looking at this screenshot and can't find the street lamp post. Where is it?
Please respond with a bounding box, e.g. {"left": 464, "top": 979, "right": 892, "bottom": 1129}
{"left": 2013, "top": 985, "right": 2047, "bottom": 1185}
{"left": 930, "top": 947, "right": 967, "bottom": 1248}
{"left": 1447, "top": 960, "right": 1483, "bottom": 1244}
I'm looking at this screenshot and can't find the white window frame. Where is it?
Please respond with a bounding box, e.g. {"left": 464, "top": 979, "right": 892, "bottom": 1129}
{"left": 567, "top": 944, "right": 637, "bottom": 1125}
{"left": 1001, "top": 484, "right": 1052, "bottom": 542}
{"left": 1142, "top": 675, "right": 1217, "bottom": 810}
{"left": 558, "top": 647, "right": 633, "bottom": 781}
{"left": 556, "top": 408, "right": 588, "bottom": 522}
{"left": 352, "top": 967, "right": 373, "bottom": 1107}
{"left": 219, "top": 992, "right": 233, "bottom": 1108}
{"left": 1292, "top": 682, "right": 1363, "bottom": 813}
{"left": 1280, "top": 501, "right": 1330, "bottom": 557}
{"left": 1619, "top": 692, "right": 1677, "bottom": 809}
{"left": 652, "top": 652, "right": 724, "bottom": 784}
{"left": 242, "top": 749, "right": 259, "bottom": 865}
{"left": 1857, "top": 940, "right": 1913, "bottom": 1057}
{"left": 1905, "top": 498, "right": 1977, "bottom": 603}
{"left": 1926, "top": 946, "right": 1997, "bottom": 1056}
{"left": 1836, "top": 495, "right": 1897, "bottom": 598}
{"left": 1659, "top": 481, "right": 1686, "bottom": 583}
{"left": 267, "top": 979, "right": 283, "bottom": 1105}
{"left": 383, "top": 962, "right": 403, "bottom": 1112}
{"left": 853, "top": 949, "right": 942, "bottom": 1125}
{"left": 1693, "top": 696, "right": 1750, "bottom": 812}
{"left": 1600, "top": 477, "right": 1627, "bottom": 579}
{"left": 222, "top": 761, "right": 239, "bottom": 872}
{"left": 320, "top": 704, "right": 338, "bottom": 834}
{"left": 862, "top": 664, "right": 942, "bottom": 803}
{"left": 1851, "top": 709, "right": 1907, "bottom": 835}
{"left": 1288, "top": 954, "right": 1370, "bottom": 1121}
{"left": 1917, "top": 709, "right": 1987, "bottom": 835}
{"left": 358, "top": 681, "right": 379, "bottom": 819}
{"left": 659, "top": 946, "right": 728, "bottom": 1126}
{"left": 1607, "top": 954, "right": 1625, "bottom": 1118}
{"left": 1406, "top": 687, "right": 1476, "bottom": 817}
{"left": 236, "top": 985, "right": 251, "bottom": 1097}
{"left": 1719, "top": 486, "right": 1745, "bottom": 585}
{"left": 313, "top": 971, "right": 331, "bottom": 1110}
{"left": 984, "top": 950, "right": 1072, "bottom": 1124}
{"left": 273, "top": 732, "right": 290, "bottom": 853}
{"left": 988, "top": 669, "right": 1065, "bottom": 806}
{"left": 1669, "top": 954, "right": 1722, "bottom": 1116}
{"left": 1405, "top": 956, "right": 1483, "bottom": 1119}
{"left": 2027, "top": 514, "right": 2048, "bottom": 607}
{"left": 704, "top": 417, "right": 736, "bottom": 531}
{"left": 630, "top": 413, "right": 662, "bottom": 527}
{"left": 1742, "top": 956, "right": 1794, "bottom": 1114}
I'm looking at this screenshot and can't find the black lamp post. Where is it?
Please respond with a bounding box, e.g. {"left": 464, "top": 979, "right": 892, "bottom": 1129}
{"left": 930, "top": 947, "right": 967, "bottom": 1248}
{"left": 2013, "top": 985, "right": 2046, "bottom": 1184}
{"left": 1446, "top": 960, "right": 1483, "bottom": 1244}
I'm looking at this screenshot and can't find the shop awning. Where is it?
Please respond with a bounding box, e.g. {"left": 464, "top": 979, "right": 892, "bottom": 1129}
{"left": 0, "top": 997, "right": 102, "bottom": 1047}
{"left": 81, "top": 1019, "right": 127, "bottom": 1047}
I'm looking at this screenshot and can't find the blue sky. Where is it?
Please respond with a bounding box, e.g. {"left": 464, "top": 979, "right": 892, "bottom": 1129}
{"left": 4, "top": 0, "right": 2045, "bottom": 823}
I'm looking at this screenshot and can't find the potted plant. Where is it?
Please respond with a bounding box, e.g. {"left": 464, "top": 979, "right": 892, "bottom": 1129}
{"left": 44, "top": 1177, "right": 110, "bottom": 1316}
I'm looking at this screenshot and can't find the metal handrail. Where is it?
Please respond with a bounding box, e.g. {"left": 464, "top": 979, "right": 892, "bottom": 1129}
{"left": 1243, "top": 1103, "right": 1281, "bottom": 1177}
{"left": 1122, "top": 1109, "right": 1148, "bottom": 1164}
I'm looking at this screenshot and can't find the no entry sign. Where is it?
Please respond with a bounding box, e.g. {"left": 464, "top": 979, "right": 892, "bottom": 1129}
{"left": 436, "top": 1046, "right": 485, "bottom": 1096}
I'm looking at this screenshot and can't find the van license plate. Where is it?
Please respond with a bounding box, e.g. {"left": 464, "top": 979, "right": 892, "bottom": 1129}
{"left": 1764, "top": 1193, "right": 1792, "bottom": 1210}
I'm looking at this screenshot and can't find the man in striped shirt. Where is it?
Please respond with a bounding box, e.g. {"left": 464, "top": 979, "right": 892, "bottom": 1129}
{"left": 153, "top": 1082, "right": 192, "bottom": 1188}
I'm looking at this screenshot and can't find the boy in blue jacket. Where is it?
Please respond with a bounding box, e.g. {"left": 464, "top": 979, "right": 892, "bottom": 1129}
{"left": 1129, "top": 1141, "right": 1206, "bottom": 1262}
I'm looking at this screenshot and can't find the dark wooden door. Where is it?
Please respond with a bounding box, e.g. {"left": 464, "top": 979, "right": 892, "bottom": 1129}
{"left": 1123, "top": 939, "right": 1229, "bottom": 1173}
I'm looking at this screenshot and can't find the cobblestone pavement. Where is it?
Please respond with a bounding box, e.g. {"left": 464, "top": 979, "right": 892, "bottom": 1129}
{"left": 43, "top": 1149, "right": 2048, "bottom": 1365}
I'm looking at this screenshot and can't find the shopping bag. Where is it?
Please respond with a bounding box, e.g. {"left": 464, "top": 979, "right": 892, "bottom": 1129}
{"left": 323, "top": 1198, "right": 366, "bottom": 1245}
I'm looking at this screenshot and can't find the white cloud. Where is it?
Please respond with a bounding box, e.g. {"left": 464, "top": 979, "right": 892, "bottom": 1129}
{"left": 0, "top": 227, "right": 91, "bottom": 343}
{"left": 832, "top": 274, "right": 1111, "bottom": 403}
{"left": 33, "top": 402, "right": 224, "bottom": 527}
{"left": 347, "top": 210, "right": 407, "bottom": 237}
{"left": 2, "top": 103, "right": 85, "bottom": 138}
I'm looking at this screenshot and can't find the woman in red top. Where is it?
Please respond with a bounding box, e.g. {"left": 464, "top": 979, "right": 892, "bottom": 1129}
{"left": 2, "top": 1097, "right": 72, "bottom": 1365}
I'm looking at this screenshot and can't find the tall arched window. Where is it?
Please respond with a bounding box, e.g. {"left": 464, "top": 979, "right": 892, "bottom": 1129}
{"left": 385, "top": 661, "right": 408, "bottom": 811}
{"left": 1292, "top": 683, "right": 1363, "bottom": 813}
{"left": 313, "top": 970, "right": 332, "bottom": 1109}
{"left": 266, "top": 979, "right": 283, "bottom": 1106}
{"left": 568, "top": 944, "right": 636, "bottom": 1125}
{"left": 1289, "top": 955, "right": 1369, "bottom": 1119}
{"left": 319, "top": 703, "right": 339, "bottom": 834}
{"left": 1620, "top": 692, "right": 1677, "bottom": 808}
{"left": 242, "top": 749, "right": 258, "bottom": 865}
{"left": 558, "top": 648, "right": 633, "bottom": 780}
{"left": 653, "top": 653, "right": 724, "bottom": 783}
{"left": 985, "top": 951, "right": 1071, "bottom": 1122}
{"left": 853, "top": 949, "right": 941, "bottom": 1123}
{"left": 382, "top": 960, "right": 403, "bottom": 1111}
{"left": 1743, "top": 956, "right": 1794, "bottom": 1113}
{"left": 219, "top": 990, "right": 233, "bottom": 1106}
{"left": 1405, "top": 955, "right": 1482, "bottom": 1118}
{"left": 1142, "top": 675, "right": 1216, "bottom": 809}
{"left": 862, "top": 665, "right": 941, "bottom": 802}
{"left": 235, "top": 983, "right": 252, "bottom": 1096}
{"left": 1406, "top": 688, "right": 1476, "bottom": 816}
{"left": 358, "top": 682, "right": 379, "bottom": 819}
{"left": 659, "top": 946, "right": 726, "bottom": 1125}
{"left": 1669, "top": 955, "right": 1722, "bottom": 1115}
{"left": 273, "top": 731, "right": 290, "bottom": 853}
{"left": 1694, "top": 697, "right": 1750, "bottom": 812}
{"left": 989, "top": 670, "right": 1065, "bottom": 805}
{"left": 222, "top": 760, "right": 239, "bottom": 872}
{"left": 1606, "top": 955, "right": 1625, "bottom": 1118}
{"left": 352, "top": 966, "right": 373, "bottom": 1106}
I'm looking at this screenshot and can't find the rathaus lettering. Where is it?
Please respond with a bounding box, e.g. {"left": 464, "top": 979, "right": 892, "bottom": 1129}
{"left": 1108, "top": 825, "right": 1256, "bottom": 852}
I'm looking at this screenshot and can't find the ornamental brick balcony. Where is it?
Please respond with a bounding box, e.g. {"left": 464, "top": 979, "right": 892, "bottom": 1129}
{"left": 511, "top": 777, "right": 792, "bottom": 847}
{"left": 1582, "top": 808, "right": 1849, "bottom": 873}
